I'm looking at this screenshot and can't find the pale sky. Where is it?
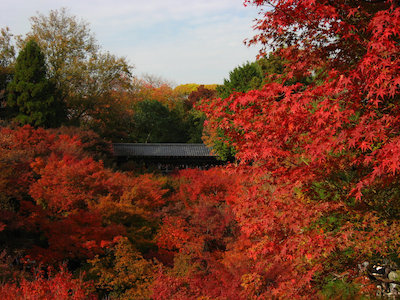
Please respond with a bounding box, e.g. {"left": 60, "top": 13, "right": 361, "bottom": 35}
{"left": 1, "top": 0, "right": 263, "bottom": 85}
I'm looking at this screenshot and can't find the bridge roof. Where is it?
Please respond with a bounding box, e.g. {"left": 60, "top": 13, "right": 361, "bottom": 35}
{"left": 112, "top": 143, "right": 215, "bottom": 157}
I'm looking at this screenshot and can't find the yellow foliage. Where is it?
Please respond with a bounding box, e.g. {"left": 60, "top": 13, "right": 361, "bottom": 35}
{"left": 174, "top": 84, "right": 217, "bottom": 96}
{"left": 89, "top": 237, "right": 157, "bottom": 299}
{"left": 174, "top": 84, "right": 200, "bottom": 95}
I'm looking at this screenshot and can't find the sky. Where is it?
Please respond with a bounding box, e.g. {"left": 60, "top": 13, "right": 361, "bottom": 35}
{"left": 0, "top": 0, "right": 263, "bottom": 85}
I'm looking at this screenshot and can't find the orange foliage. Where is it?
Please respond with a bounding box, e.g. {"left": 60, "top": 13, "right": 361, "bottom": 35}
{"left": 0, "top": 124, "right": 166, "bottom": 270}
{"left": 153, "top": 168, "right": 247, "bottom": 299}
{"left": 89, "top": 237, "right": 156, "bottom": 299}
{"left": 132, "top": 78, "right": 183, "bottom": 110}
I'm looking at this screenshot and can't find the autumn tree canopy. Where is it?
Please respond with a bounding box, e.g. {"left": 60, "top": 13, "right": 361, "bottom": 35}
{"left": 0, "top": 28, "right": 16, "bottom": 120}
{"left": 1, "top": 0, "right": 400, "bottom": 299}
{"left": 0, "top": 28, "right": 15, "bottom": 91}
{"left": 199, "top": 0, "right": 400, "bottom": 297}
{"left": 24, "top": 8, "right": 133, "bottom": 126}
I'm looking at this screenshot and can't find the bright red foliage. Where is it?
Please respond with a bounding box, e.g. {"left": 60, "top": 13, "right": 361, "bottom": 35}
{"left": 196, "top": 0, "right": 400, "bottom": 298}
{"left": 29, "top": 154, "right": 126, "bottom": 214}
{"left": 0, "top": 268, "right": 96, "bottom": 300}
{"left": 153, "top": 168, "right": 248, "bottom": 299}
{"left": 0, "top": 125, "right": 166, "bottom": 294}
{"left": 2, "top": 1, "right": 400, "bottom": 298}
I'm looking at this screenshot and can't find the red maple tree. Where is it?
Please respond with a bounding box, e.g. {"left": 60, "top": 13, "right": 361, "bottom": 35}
{"left": 198, "top": 0, "right": 400, "bottom": 297}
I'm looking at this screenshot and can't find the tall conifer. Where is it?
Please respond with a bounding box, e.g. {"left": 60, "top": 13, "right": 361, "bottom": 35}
{"left": 7, "top": 39, "right": 65, "bottom": 127}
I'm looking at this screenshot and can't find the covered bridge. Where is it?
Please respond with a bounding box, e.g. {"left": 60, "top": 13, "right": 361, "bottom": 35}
{"left": 112, "top": 143, "right": 224, "bottom": 173}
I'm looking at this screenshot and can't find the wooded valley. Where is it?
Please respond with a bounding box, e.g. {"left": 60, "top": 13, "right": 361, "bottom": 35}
{"left": 1, "top": 1, "right": 400, "bottom": 298}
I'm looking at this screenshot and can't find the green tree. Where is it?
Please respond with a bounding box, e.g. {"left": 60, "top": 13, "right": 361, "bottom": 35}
{"left": 216, "top": 61, "right": 263, "bottom": 99}
{"left": 0, "top": 27, "right": 15, "bottom": 90}
{"left": 185, "top": 109, "right": 205, "bottom": 143}
{"left": 6, "top": 39, "right": 65, "bottom": 127}
{"left": 184, "top": 85, "right": 217, "bottom": 144}
{"left": 216, "top": 53, "right": 291, "bottom": 99}
{"left": 0, "top": 28, "right": 16, "bottom": 120}
{"left": 0, "top": 28, "right": 15, "bottom": 68}
{"left": 131, "top": 100, "right": 188, "bottom": 143}
{"left": 23, "top": 8, "right": 132, "bottom": 125}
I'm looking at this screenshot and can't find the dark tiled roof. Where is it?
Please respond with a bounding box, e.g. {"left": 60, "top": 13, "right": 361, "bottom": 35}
{"left": 112, "top": 143, "right": 215, "bottom": 157}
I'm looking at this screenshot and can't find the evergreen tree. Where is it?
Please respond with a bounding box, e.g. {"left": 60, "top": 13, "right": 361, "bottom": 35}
{"left": 216, "top": 54, "right": 290, "bottom": 100}
{"left": 131, "top": 100, "right": 188, "bottom": 143}
{"left": 7, "top": 39, "right": 65, "bottom": 127}
{"left": 216, "top": 61, "right": 263, "bottom": 99}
